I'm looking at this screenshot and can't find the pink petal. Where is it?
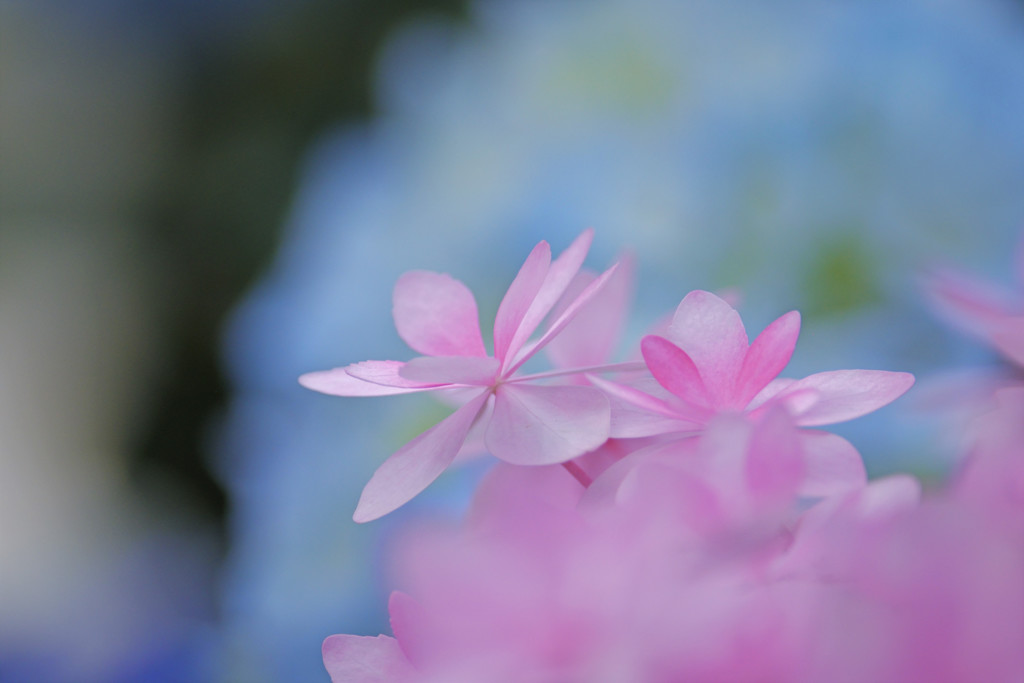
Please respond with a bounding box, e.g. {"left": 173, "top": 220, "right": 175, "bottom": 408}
{"left": 492, "top": 241, "right": 551, "bottom": 365}
{"left": 346, "top": 360, "right": 449, "bottom": 388}
{"left": 796, "top": 474, "right": 919, "bottom": 544}
{"left": 666, "top": 290, "right": 749, "bottom": 406}
{"left": 581, "top": 438, "right": 690, "bottom": 507}
{"left": 300, "top": 361, "right": 438, "bottom": 396}
{"left": 393, "top": 270, "right": 487, "bottom": 357}
{"left": 399, "top": 355, "right": 499, "bottom": 386}
{"left": 587, "top": 374, "right": 707, "bottom": 436}
{"left": 466, "top": 462, "right": 585, "bottom": 531}
{"left": 991, "top": 316, "right": 1024, "bottom": 367}
{"left": 606, "top": 405, "right": 696, "bottom": 438}
{"left": 486, "top": 383, "right": 609, "bottom": 465}
{"left": 923, "top": 267, "right": 1021, "bottom": 338}
{"left": 748, "top": 386, "right": 821, "bottom": 422}
{"left": 641, "top": 335, "right": 712, "bottom": 407}
{"left": 506, "top": 261, "right": 621, "bottom": 373}
{"left": 353, "top": 391, "right": 490, "bottom": 522}
{"left": 692, "top": 414, "right": 753, "bottom": 487}
{"left": 746, "top": 377, "right": 797, "bottom": 411}
{"left": 388, "top": 591, "right": 427, "bottom": 668}
{"left": 733, "top": 311, "right": 801, "bottom": 409}
{"left": 850, "top": 474, "right": 921, "bottom": 518}
{"left": 588, "top": 374, "right": 700, "bottom": 420}
{"left": 798, "top": 430, "right": 866, "bottom": 498}
{"left": 322, "top": 634, "right": 416, "bottom": 683}
{"left": 745, "top": 406, "right": 804, "bottom": 504}
{"left": 779, "top": 370, "right": 915, "bottom": 426}
{"left": 545, "top": 254, "right": 634, "bottom": 369}
{"left": 582, "top": 438, "right": 723, "bottom": 533}
{"left": 607, "top": 401, "right": 697, "bottom": 438}
{"left": 616, "top": 460, "right": 722, "bottom": 532}
{"left": 779, "top": 475, "right": 920, "bottom": 578}
{"left": 505, "top": 229, "right": 594, "bottom": 366}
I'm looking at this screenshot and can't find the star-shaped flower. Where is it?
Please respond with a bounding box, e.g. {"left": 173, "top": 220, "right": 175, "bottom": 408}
{"left": 301, "top": 230, "right": 629, "bottom": 521}
{"left": 592, "top": 290, "right": 915, "bottom": 496}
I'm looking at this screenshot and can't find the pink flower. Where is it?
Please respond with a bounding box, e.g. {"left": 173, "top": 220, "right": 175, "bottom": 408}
{"left": 581, "top": 408, "right": 809, "bottom": 540}
{"left": 300, "top": 230, "right": 630, "bottom": 521}
{"left": 798, "top": 499, "right": 1024, "bottom": 682}
{"left": 593, "top": 290, "right": 914, "bottom": 497}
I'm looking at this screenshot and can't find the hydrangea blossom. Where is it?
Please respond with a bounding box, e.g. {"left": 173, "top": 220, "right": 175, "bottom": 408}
{"left": 322, "top": 393, "right": 1024, "bottom": 682}
{"left": 300, "top": 230, "right": 644, "bottom": 521}
{"left": 314, "top": 230, "right": 1024, "bottom": 682}
{"left": 597, "top": 289, "right": 914, "bottom": 434}
{"left": 589, "top": 289, "right": 913, "bottom": 496}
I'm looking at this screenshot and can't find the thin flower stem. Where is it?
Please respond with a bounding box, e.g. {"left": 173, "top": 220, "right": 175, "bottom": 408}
{"left": 509, "top": 361, "right": 646, "bottom": 384}
{"left": 562, "top": 460, "right": 593, "bottom": 488}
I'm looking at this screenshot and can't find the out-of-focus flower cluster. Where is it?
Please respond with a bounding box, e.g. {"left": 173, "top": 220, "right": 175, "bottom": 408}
{"left": 220, "top": 0, "right": 1024, "bottom": 678}
{"left": 317, "top": 232, "right": 1023, "bottom": 682}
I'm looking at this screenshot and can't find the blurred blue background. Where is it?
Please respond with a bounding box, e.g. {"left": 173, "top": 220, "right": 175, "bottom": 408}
{"left": 3, "top": 0, "right": 1024, "bottom": 680}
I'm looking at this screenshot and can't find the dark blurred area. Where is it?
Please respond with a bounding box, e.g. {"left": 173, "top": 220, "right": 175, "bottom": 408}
{"left": 0, "top": 1, "right": 465, "bottom": 680}
{"left": 140, "top": 0, "right": 467, "bottom": 546}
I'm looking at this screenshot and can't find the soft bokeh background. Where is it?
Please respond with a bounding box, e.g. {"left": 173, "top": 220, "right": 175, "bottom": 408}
{"left": 3, "top": 0, "right": 1024, "bottom": 680}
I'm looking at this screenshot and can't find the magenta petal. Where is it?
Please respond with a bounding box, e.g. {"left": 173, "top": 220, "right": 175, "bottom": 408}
{"left": 733, "top": 311, "right": 801, "bottom": 409}
{"left": 300, "top": 361, "right": 438, "bottom": 396}
{"left": 641, "top": 335, "right": 712, "bottom": 408}
{"left": 393, "top": 271, "right": 487, "bottom": 357}
{"left": 353, "top": 391, "right": 489, "bottom": 522}
{"left": 666, "top": 290, "right": 749, "bottom": 405}
{"left": 399, "top": 355, "right": 499, "bottom": 386}
{"left": 322, "top": 634, "right": 416, "bottom": 683}
{"left": 486, "top": 383, "right": 609, "bottom": 465}
{"left": 493, "top": 241, "right": 552, "bottom": 364}
{"left": 780, "top": 370, "right": 915, "bottom": 426}
{"left": 798, "top": 430, "right": 867, "bottom": 497}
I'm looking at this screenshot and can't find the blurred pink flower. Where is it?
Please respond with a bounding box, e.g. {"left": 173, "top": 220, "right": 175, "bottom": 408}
{"left": 315, "top": 233, "right": 1024, "bottom": 683}
{"left": 326, "top": 460, "right": 811, "bottom": 682}
{"left": 924, "top": 234, "right": 1024, "bottom": 366}
{"left": 324, "top": 444, "right": 1024, "bottom": 682}
{"left": 955, "top": 386, "right": 1024, "bottom": 520}
{"left": 581, "top": 408, "right": 809, "bottom": 539}
{"left": 799, "top": 498, "right": 1024, "bottom": 682}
